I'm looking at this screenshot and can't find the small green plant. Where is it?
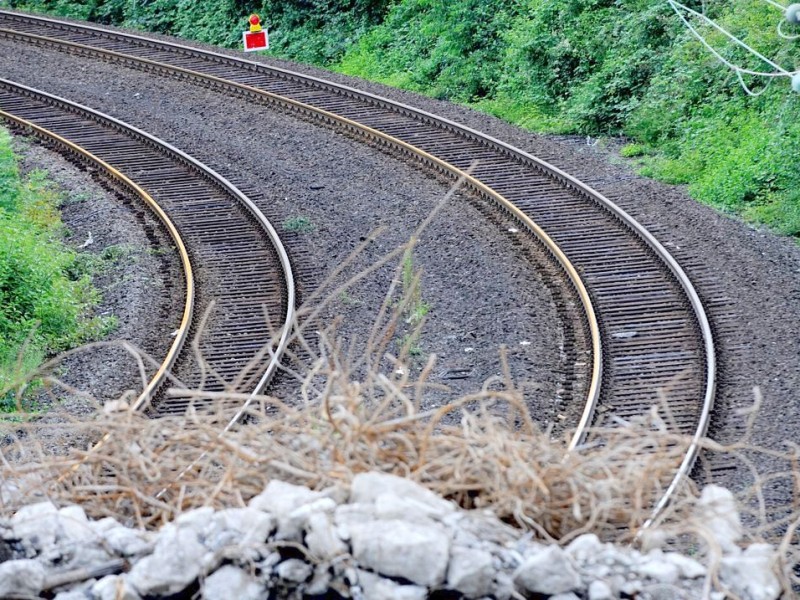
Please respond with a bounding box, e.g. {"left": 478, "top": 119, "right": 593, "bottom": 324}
{"left": 397, "top": 248, "right": 430, "bottom": 361}
{"left": 619, "top": 143, "right": 650, "bottom": 158}
{"left": 401, "top": 249, "right": 430, "bottom": 327}
{"left": 399, "top": 333, "right": 424, "bottom": 357}
{"left": 101, "top": 243, "right": 137, "bottom": 262}
{"left": 282, "top": 215, "right": 315, "bottom": 233}
{"left": 339, "top": 290, "right": 361, "bottom": 306}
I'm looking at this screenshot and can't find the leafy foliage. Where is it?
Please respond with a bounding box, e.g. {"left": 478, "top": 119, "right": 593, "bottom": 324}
{"left": 11, "top": 0, "right": 800, "bottom": 234}
{"left": 0, "top": 128, "right": 113, "bottom": 401}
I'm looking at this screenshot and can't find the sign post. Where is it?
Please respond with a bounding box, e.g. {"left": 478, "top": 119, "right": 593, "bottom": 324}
{"left": 243, "top": 14, "right": 268, "bottom": 52}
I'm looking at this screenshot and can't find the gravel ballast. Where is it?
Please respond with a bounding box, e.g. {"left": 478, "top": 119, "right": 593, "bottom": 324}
{"left": 0, "top": 38, "right": 580, "bottom": 422}
{"left": 0, "top": 19, "right": 799, "bottom": 599}
{"left": 2, "top": 30, "right": 798, "bottom": 466}
{"left": 0, "top": 473, "right": 784, "bottom": 599}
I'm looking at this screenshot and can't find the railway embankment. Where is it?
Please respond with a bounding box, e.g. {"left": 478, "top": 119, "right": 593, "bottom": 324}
{"left": 0, "top": 473, "right": 782, "bottom": 599}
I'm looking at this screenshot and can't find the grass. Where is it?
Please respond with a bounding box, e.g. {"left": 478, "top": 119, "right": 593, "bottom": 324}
{"left": 397, "top": 248, "right": 430, "bottom": 360}
{"left": 0, "top": 127, "right": 115, "bottom": 409}
{"left": 282, "top": 215, "right": 315, "bottom": 233}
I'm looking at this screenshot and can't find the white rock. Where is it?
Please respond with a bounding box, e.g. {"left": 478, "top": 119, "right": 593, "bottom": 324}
{"left": 127, "top": 524, "right": 206, "bottom": 595}
{"left": 350, "top": 473, "right": 454, "bottom": 517}
{"left": 202, "top": 565, "right": 265, "bottom": 600}
{"left": 305, "top": 511, "right": 347, "bottom": 560}
{"left": 350, "top": 519, "right": 450, "bottom": 587}
{"left": 588, "top": 580, "right": 613, "bottom": 600}
{"left": 695, "top": 485, "right": 742, "bottom": 554}
{"left": 513, "top": 545, "right": 581, "bottom": 595}
{"left": 248, "top": 480, "right": 327, "bottom": 540}
{"left": 720, "top": 543, "right": 781, "bottom": 600}
{"left": 619, "top": 580, "right": 642, "bottom": 597}
{"left": 307, "top": 564, "right": 333, "bottom": 595}
{"left": 494, "top": 571, "right": 517, "bottom": 600}
{"left": 90, "top": 517, "right": 122, "bottom": 534}
{"left": 356, "top": 569, "right": 428, "bottom": 600}
{"left": 566, "top": 533, "right": 603, "bottom": 561}
{"left": 203, "top": 508, "right": 275, "bottom": 551}
{"left": 334, "top": 503, "right": 377, "bottom": 541}
{"left": 58, "top": 505, "right": 90, "bottom": 534}
{"left": 637, "top": 550, "right": 680, "bottom": 584}
{"left": 447, "top": 546, "right": 495, "bottom": 597}
{"left": 443, "top": 509, "right": 519, "bottom": 547}
{"left": 664, "top": 552, "right": 706, "bottom": 578}
{"left": 285, "top": 497, "right": 337, "bottom": 539}
{"left": 12, "top": 502, "right": 98, "bottom": 561}
{"left": 276, "top": 558, "right": 313, "bottom": 583}
{"left": 92, "top": 574, "right": 141, "bottom": 600}
{"left": 374, "top": 493, "right": 449, "bottom": 524}
{"left": 176, "top": 507, "right": 215, "bottom": 532}
{"left": 0, "top": 559, "right": 46, "bottom": 597}
{"left": 103, "top": 526, "right": 153, "bottom": 556}
{"left": 11, "top": 501, "right": 59, "bottom": 550}
{"left": 550, "top": 594, "right": 581, "bottom": 600}
{"left": 53, "top": 591, "right": 91, "bottom": 600}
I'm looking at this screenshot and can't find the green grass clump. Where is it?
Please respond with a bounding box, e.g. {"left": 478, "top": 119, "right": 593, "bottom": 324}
{"left": 282, "top": 215, "right": 315, "bottom": 233}
{"left": 0, "top": 127, "right": 114, "bottom": 406}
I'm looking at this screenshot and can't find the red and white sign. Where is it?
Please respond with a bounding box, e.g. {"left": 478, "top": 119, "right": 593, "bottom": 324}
{"left": 243, "top": 30, "right": 268, "bottom": 52}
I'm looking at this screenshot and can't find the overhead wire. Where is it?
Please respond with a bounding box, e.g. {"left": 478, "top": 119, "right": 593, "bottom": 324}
{"left": 667, "top": 0, "right": 799, "bottom": 95}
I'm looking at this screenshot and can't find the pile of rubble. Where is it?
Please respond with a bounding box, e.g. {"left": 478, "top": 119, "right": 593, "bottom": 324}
{"left": 0, "top": 473, "right": 782, "bottom": 599}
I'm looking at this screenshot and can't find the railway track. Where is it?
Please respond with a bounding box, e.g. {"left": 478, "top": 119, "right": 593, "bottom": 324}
{"left": 0, "top": 10, "right": 716, "bottom": 526}
{"left": 0, "top": 78, "right": 295, "bottom": 416}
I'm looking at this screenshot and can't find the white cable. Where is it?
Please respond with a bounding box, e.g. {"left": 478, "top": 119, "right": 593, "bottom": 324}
{"left": 736, "top": 69, "right": 775, "bottom": 95}
{"left": 777, "top": 18, "right": 800, "bottom": 39}
{"left": 669, "top": 0, "right": 793, "bottom": 77}
{"left": 762, "top": 0, "right": 787, "bottom": 11}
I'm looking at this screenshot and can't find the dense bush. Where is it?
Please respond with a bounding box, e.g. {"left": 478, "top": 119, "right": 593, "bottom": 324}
{"left": 0, "top": 128, "right": 112, "bottom": 402}
{"left": 11, "top": 0, "right": 800, "bottom": 233}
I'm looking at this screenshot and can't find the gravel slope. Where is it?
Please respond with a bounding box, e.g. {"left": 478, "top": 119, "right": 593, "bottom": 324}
{"left": 0, "top": 38, "right": 576, "bottom": 424}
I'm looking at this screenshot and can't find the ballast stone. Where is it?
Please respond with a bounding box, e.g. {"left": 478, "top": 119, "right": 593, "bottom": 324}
{"left": 694, "top": 485, "right": 742, "bottom": 554}
{"left": 720, "top": 543, "right": 781, "bottom": 600}
{"left": 350, "top": 518, "right": 450, "bottom": 587}
{"left": 0, "top": 559, "right": 46, "bottom": 597}
{"left": 446, "top": 546, "right": 496, "bottom": 597}
{"left": 202, "top": 565, "right": 265, "bottom": 600}
{"left": 127, "top": 524, "right": 206, "bottom": 596}
{"left": 356, "top": 569, "right": 428, "bottom": 600}
{"left": 92, "top": 574, "right": 141, "bottom": 600}
{"left": 276, "top": 558, "right": 313, "bottom": 583}
{"left": 305, "top": 510, "right": 347, "bottom": 560}
{"left": 248, "top": 480, "right": 331, "bottom": 540}
{"left": 513, "top": 544, "right": 581, "bottom": 595}
{"left": 350, "top": 472, "right": 455, "bottom": 518}
{"left": 202, "top": 507, "right": 276, "bottom": 551}
{"left": 588, "top": 580, "right": 614, "bottom": 600}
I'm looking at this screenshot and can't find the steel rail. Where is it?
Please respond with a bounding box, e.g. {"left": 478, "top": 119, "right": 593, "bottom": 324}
{"left": 0, "top": 106, "right": 195, "bottom": 411}
{"left": 0, "top": 78, "right": 295, "bottom": 417}
{"left": 0, "top": 23, "right": 601, "bottom": 433}
{"left": 0, "top": 12, "right": 716, "bottom": 526}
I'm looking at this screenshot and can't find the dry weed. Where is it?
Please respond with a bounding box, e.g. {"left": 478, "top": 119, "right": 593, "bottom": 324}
{"left": 1, "top": 173, "right": 800, "bottom": 594}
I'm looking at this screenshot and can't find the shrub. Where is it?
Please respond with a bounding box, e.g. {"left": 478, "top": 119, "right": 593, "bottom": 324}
{"left": 0, "top": 128, "right": 113, "bottom": 403}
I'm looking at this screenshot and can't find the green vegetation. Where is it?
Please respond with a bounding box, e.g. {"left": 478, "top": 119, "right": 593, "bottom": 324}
{"left": 398, "top": 249, "right": 429, "bottom": 359}
{"left": 0, "top": 127, "right": 113, "bottom": 408}
{"left": 11, "top": 0, "right": 800, "bottom": 235}
{"left": 281, "top": 215, "right": 315, "bottom": 233}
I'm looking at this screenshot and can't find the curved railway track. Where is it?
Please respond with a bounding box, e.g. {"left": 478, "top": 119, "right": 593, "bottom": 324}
{"left": 0, "top": 78, "right": 295, "bottom": 416}
{"left": 0, "top": 10, "right": 716, "bottom": 526}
